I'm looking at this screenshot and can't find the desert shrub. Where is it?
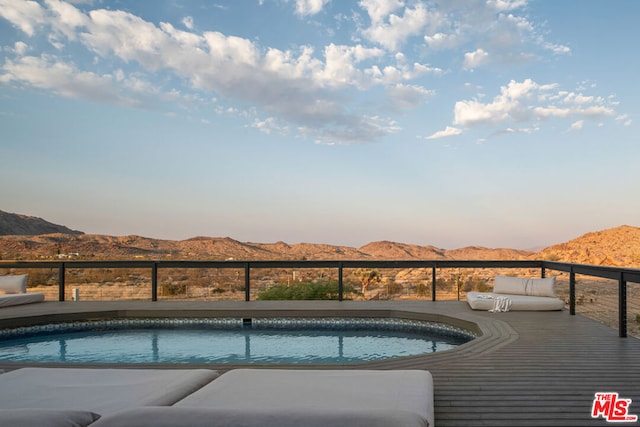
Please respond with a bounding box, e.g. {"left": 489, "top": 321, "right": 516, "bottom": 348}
{"left": 161, "top": 282, "right": 187, "bottom": 296}
{"left": 257, "top": 280, "right": 356, "bottom": 300}
{"left": 462, "top": 277, "right": 490, "bottom": 292}
{"left": 383, "top": 281, "right": 403, "bottom": 297}
{"left": 435, "top": 277, "right": 453, "bottom": 291}
{"left": 414, "top": 282, "right": 430, "bottom": 296}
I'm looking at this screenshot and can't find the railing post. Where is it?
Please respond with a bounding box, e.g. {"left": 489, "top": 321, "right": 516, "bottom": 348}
{"left": 569, "top": 267, "right": 576, "bottom": 315}
{"left": 245, "top": 263, "right": 250, "bottom": 302}
{"left": 151, "top": 262, "right": 158, "bottom": 301}
{"left": 618, "top": 273, "right": 627, "bottom": 338}
{"left": 58, "top": 262, "right": 66, "bottom": 302}
{"left": 431, "top": 265, "right": 437, "bottom": 301}
{"left": 541, "top": 266, "right": 546, "bottom": 278}
{"left": 338, "top": 262, "right": 343, "bottom": 301}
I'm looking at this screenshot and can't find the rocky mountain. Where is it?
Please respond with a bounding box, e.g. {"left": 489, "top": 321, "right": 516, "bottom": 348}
{"left": 0, "top": 211, "right": 638, "bottom": 267}
{"left": 0, "top": 233, "right": 530, "bottom": 261}
{"left": 0, "top": 210, "right": 83, "bottom": 236}
{"left": 536, "top": 225, "right": 640, "bottom": 267}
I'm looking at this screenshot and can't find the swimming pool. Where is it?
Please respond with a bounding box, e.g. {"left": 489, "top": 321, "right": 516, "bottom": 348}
{"left": 0, "top": 317, "right": 477, "bottom": 364}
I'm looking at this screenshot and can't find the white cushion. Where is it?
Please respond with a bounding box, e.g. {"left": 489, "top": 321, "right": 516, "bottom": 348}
{"left": 493, "top": 275, "right": 556, "bottom": 298}
{"left": 176, "top": 369, "right": 433, "bottom": 427}
{"left": 0, "top": 409, "right": 100, "bottom": 427}
{"left": 0, "top": 293, "right": 45, "bottom": 307}
{"left": 0, "top": 368, "right": 219, "bottom": 416}
{"left": 467, "top": 292, "right": 565, "bottom": 311}
{"left": 91, "top": 407, "right": 429, "bottom": 427}
{"left": 0, "top": 274, "right": 28, "bottom": 294}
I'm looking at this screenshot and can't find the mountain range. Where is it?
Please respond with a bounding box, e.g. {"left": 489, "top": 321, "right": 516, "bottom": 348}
{"left": 0, "top": 210, "right": 639, "bottom": 267}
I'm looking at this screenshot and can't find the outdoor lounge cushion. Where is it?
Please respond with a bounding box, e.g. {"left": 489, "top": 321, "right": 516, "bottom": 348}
{"left": 0, "top": 408, "right": 101, "bottom": 427}
{"left": 0, "top": 274, "right": 28, "bottom": 293}
{"left": 493, "top": 275, "right": 557, "bottom": 297}
{"left": 0, "top": 292, "right": 45, "bottom": 307}
{"left": 175, "top": 369, "right": 434, "bottom": 427}
{"left": 466, "top": 291, "right": 565, "bottom": 311}
{"left": 90, "top": 406, "right": 428, "bottom": 427}
{"left": 0, "top": 274, "right": 45, "bottom": 307}
{"left": 0, "top": 368, "right": 219, "bottom": 416}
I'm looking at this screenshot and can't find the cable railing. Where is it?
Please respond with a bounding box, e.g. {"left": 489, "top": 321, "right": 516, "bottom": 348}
{"left": 1, "top": 259, "right": 640, "bottom": 337}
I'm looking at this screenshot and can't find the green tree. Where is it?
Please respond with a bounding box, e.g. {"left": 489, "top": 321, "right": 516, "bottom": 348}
{"left": 353, "top": 269, "right": 381, "bottom": 297}
{"left": 257, "top": 280, "right": 355, "bottom": 301}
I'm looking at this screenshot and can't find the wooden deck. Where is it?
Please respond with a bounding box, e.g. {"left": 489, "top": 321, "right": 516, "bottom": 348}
{"left": 1, "top": 300, "right": 639, "bottom": 426}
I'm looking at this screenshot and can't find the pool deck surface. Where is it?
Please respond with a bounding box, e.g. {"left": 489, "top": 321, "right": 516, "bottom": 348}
{"left": 1, "top": 300, "right": 639, "bottom": 426}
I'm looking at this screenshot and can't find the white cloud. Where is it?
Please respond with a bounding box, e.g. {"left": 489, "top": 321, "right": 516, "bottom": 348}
{"left": 463, "top": 48, "right": 488, "bottom": 69}
{"left": 0, "top": 0, "right": 612, "bottom": 145}
{"left": 251, "top": 116, "right": 289, "bottom": 135}
{"left": 46, "top": 0, "right": 89, "bottom": 39}
{"left": 360, "top": 2, "right": 434, "bottom": 51}
{"left": 0, "top": 0, "right": 46, "bottom": 36}
{"left": 615, "top": 114, "right": 632, "bottom": 126}
{"left": 569, "top": 120, "right": 584, "bottom": 130}
{"left": 387, "top": 83, "right": 433, "bottom": 109}
{"left": 452, "top": 79, "right": 615, "bottom": 132}
{"left": 487, "top": 0, "right": 528, "bottom": 11}
{"left": 12, "top": 41, "right": 28, "bottom": 55}
{"left": 0, "top": 55, "right": 144, "bottom": 107}
{"left": 426, "top": 126, "right": 462, "bottom": 139}
{"left": 182, "top": 16, "right": 194, "bottom": 30}
{"left": 359, "top": 0, "right": 404, "bottom": 25}
{"left": 295, "top": 0, "right": 331, "bottom": 17}
{"left": 424, "top": 31, "right": 460, "bottom": 50}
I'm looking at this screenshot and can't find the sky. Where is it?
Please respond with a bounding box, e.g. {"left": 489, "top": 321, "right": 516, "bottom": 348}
{"left": 0, "top": 0, "right": 638, "bottom": 250}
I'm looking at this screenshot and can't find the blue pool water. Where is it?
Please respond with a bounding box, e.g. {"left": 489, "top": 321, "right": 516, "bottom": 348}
{"left": 0, "top": 318, "right": 476, "bottom": 364}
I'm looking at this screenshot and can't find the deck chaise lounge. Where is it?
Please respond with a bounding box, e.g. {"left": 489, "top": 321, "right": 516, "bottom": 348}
{"left": 466, "top": 275, "right": 565, "bottom": 311}
{"left": 0, "top": 368, "right": 434, "bottom": 426}
{"left": 0, "top": 275, "right": 45, "bottom": 307}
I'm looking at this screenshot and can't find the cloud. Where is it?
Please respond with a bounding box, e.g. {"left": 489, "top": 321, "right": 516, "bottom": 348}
{"left": 359, "top": 0, "right": 404, "bottom": 25}
{"left": 463, "top": 48, "right": 488, "bottom": 69}
{"left": 386, "top": 83, "right": 433, "bottom": 109}
{"left": 0, "top": 54, "right": 150, "bottom": 107}
{"left": 295, "top": 0, "right": 331, "bottom": 17}
{"left": 0, "top": 0, "right": 605, "bottom": 145}
{"left": 0, "top": 0, "right": 46, "bottom": 36}
{"left": 450, "top": 79, "right": 615, "bottom": 135}
{"left": 182, "top": 16, "right": 194, "bottom": 30}
{"left": 360, "top": 2, "right": 434, "bottom": 51}
{"left": 426, "top": 126, "right": 462, "bottom": 139}
{"left": 1, "top": 1, "right": 421, "bottom": 144}
{"left": 615, "top": 114, "right": 632, "bottom": 126}
{"left": 487, "top": 0, "right": 528, "bottom": 11}
{"left": 569, "top": 120, "right": 584, "bottom": 131}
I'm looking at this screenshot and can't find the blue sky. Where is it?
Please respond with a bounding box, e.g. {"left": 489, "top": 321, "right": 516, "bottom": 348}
{"left": 0, "top": 0, "right": 638, "bottom": 250}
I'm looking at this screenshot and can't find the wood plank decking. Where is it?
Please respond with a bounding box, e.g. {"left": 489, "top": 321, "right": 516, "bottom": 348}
{"left": 1, "top": 300, "right": 639, "bottom": 426}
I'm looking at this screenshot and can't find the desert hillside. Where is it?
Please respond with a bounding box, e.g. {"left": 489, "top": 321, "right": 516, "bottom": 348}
{"left": 536, "top": 225, "right": 640, "bottom": 267}
{"left": 0, "top": 211, "right": 638, "bottom": 267}
{"left": 0, "top": 233, "right": 530, "bottom": 261}
{"left": 0, "top": 210, "right": 83, "bottom": 236}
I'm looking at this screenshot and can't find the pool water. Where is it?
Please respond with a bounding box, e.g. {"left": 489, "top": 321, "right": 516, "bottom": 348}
{"left": 0, "top": 318, "right": 475, "bottom": 364}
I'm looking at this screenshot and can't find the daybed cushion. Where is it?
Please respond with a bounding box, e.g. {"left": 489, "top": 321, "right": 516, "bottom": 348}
{"left": 91, "top": 407, "right": 428, "bottom": 427}
{"left": 0, "top": 408, "right": 100, "bottom": 427}
{"left": 0, "top": 274, "right": 28, "bottom": 294}
{"left": 175, "top": 369, "right": 434, "bottom": 427}
{"left": 467, "top": 291, "right": 565, "bottom": 311}
{"left": 0, "top": 292, "right": 45, "bottom": 307}
{"left": 494, "top": 275, "right": 556, "bottom": 297}
{"left": 0, "top": 368, "right": 219, "bottom": 416}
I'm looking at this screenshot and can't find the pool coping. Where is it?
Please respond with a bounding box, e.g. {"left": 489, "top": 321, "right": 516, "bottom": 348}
{"left": 0, "top": 300, "right": 518, "bottom": 370}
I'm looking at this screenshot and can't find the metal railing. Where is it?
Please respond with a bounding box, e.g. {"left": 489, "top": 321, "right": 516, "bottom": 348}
{"left": 2, "top": 259, "right": 640, "bottom": 337}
